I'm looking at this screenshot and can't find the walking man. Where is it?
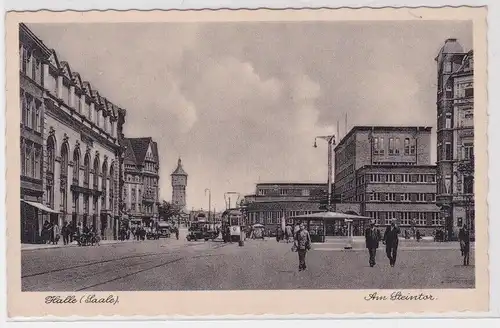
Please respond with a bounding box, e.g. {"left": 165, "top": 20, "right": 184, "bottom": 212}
{"left": 365, "top": 220, "right": 380, "bottom": 267}
{"left": 458, "top": 224, "right": 470, "bottom": 266}
{"left": 383, "top": 218, "right": 400, "bottom": 267}
{"left": 293, "top": 222, "right": 312, "bottom": 272}
{"left": 61, "top": 221, "right": 70, "bottom": 245}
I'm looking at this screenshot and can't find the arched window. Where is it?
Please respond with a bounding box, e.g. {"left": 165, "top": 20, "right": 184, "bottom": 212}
{"left": 84, "top": 153, "right": 91, "bottom": 187}
{"left": 109, "top": 165, "right": 114, "bottom": 210}
{"left": 46, "top": 136, "right": 55, "bottom": 174}
{"left": 93, "top": 157, "right": 100, "bottom": 189}
{"left": 73, "top": 148, "right": 80, "bottom": 185}
{"left": 102, "top": 161, "right": 108, "bottom": 209}
{"left": 60, "top": 143, "right": 69, "bottom": 178}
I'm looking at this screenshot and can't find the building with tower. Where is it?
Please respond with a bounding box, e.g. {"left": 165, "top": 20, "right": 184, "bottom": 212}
{"left": 435, "top": 38, "right": 474, "bottom": 239}
{"left": 171, "top": 158, "right": 188, "bottom": 210}
{"left": 122, "top": 137, "right": 160, "bottom": 227}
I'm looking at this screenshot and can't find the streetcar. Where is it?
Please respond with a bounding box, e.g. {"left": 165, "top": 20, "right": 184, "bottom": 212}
{"left": 221, "top": 208, "right": 245, "bottom": 243}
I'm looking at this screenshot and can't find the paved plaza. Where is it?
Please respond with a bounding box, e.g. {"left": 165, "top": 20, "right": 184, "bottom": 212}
{"left": 21, "top": 229, "right": 475, "bottom": 291}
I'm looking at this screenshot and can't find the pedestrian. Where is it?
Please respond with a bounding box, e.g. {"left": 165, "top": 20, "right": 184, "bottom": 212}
{"left": 365, "top": 220, "right": 380, "bottom": 267}
{"left": 293, "top": 222, "right": 312, "bottom": 272}
{"left": 175, "top": 226, "right": 179, "bottom": 240}
{"left": 52, "top": 222, "right": 60, "bottom": 245}
{"left": 383, "top": 218, "right": 400, "bottom": 267}
{"left": 416, "top": 229, "right": 421, "bottom": 242}
{"left": 458, "top": 224, "right": 470, "bottom": 266}
{"left": 61, "top": 221, "right": 70, "bottom": 245}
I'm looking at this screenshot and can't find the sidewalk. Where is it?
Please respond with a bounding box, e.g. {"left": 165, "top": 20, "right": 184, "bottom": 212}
{"left": 21, "top": 238, "right": 141, "bottom": 251}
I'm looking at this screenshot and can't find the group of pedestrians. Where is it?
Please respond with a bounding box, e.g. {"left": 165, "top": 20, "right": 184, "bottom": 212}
{"left": 365, "top": 219, "right": 400, "bottom": 267}
{"left": 291, "top": 218, "right": 472, "bottom": 272}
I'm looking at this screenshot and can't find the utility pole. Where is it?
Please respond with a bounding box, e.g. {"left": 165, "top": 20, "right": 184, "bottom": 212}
{"left": 314, "top": 134, "right": 336, "bottom": 211}
{"left": 205, "top": 188, "right": 211, "bottom": 224}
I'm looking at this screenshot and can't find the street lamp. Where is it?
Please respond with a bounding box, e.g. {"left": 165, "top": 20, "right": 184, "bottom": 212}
{"left": 314, "top": 135, "right": 336, "bottom": 211}
{"left": 205, "top": 188, "right": 211, "bottom": 224}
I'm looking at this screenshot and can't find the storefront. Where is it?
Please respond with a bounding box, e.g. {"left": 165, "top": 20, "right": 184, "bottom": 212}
{"left": 21, "top": 200, "right": 60, "bottom": 244}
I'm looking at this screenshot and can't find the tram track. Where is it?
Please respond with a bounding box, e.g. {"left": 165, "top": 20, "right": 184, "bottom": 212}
{"left": 22, "top": 242, "right": 230, "bottom": 279}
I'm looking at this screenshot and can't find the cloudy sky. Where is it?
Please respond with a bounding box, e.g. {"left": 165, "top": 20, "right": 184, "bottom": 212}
{"left": 28, "top": 21, "right": 472, "bottom": 211}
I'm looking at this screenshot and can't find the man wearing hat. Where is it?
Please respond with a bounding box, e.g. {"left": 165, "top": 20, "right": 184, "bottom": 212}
{"left": 383, "top": 218, "right": 401, "bottom": 267}
{"left": 365, "top": 219, "right": 381, "bottom": 267}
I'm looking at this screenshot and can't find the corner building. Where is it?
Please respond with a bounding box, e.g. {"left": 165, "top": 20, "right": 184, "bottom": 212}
{"left": 334, "top": 126, "right": 441, "bottom": 235}
{"left": 435, "top": 38, "right": 474, "bottom": 239}
{"left": 122, "top": 138, "right": 160, "bottom": 227}
{"left": 19, "top": 24, "right": 52, "bottom": 243}
{"left": 19, "top": 24, "right": 127, "bottom": 241}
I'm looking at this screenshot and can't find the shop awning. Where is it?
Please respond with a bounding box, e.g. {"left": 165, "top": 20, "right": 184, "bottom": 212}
{"left": 290, "top": 211, "right": 371, "bottom": 221}
{"left": 21, "top": 200, "right": 60, "bottom": 214}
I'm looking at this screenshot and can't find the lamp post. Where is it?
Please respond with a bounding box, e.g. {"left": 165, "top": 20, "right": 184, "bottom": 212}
{"left": 205, "top": 188, "right": 211, "bottom": 225}
{"left": 314, "top": 135, "right": 336, "bottom": 211}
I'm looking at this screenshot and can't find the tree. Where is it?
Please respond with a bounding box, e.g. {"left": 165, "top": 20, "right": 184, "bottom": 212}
{"left": 158, "top": 201, "right": 181, "bottom": 221}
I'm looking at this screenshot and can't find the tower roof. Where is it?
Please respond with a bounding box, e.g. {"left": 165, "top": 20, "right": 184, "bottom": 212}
{"left": 171, "top": 158, "right": 188, "bottom": 176}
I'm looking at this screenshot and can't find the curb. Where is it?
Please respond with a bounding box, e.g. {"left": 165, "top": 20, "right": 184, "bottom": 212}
{"left": 21, "top": 240, "right": 144, "bottom": 252}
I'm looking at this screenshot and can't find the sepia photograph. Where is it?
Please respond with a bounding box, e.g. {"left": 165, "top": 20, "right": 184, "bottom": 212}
{"left": 5, "top": 7, "right": 489, "bottom": 317}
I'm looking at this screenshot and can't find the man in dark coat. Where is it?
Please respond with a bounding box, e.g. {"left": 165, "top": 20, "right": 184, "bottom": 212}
{"left": 294, "top": 222, "right": 312, "bottom": 271}
{"left": 458, "top": 224, "right": 470, "bottom": 266}
{"left": 365, "top": 220, "right": 380, "bottom": 267}
{"left": 383, "top": 218, "right": 400, "bottom": 267}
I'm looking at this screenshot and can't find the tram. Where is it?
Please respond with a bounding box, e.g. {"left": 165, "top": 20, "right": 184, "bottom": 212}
{"left": 221, "top": 208, "right": 245, "bottom": 243}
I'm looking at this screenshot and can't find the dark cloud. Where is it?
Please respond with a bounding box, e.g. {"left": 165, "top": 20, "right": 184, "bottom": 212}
{"left": 28, "top": 20, "right": 472, "bottom": 210}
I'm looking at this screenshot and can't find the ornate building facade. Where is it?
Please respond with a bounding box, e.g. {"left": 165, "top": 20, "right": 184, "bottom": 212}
{"left": 435, "top": 38, "right": 474, "bottom": 239}
{"left": 171, "top": 158, "right": 188, "bottom": 210}
{"left": 122, "top": 137, "right": 160, "bottom": 227}
{"left": 19, "top": 24, "right": 53, "bottom": 243}
{"left": 19, "top": 24, "right": 127, "bottom": 242}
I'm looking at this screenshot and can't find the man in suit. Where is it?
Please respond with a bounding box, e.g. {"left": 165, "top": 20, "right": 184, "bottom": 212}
{"left": 365, "top": 220, "right": 380, "bottom": 267}
{"left": 458, "top": 224, "right": 470, "bottom": 266}
{"left": 383, "top": 218, "right": 400, "bottom": 267}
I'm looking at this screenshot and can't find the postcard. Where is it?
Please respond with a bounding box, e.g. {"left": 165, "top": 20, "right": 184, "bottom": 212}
{"left": 5, "top": 6, "right": 489, "bottom": 317}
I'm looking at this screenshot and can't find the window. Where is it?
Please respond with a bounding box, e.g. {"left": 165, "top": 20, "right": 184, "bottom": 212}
{"left": 62, "top": 83, "right": 71, "bottom": 105}
{"left": 83, "top": 153, "right": 91, "bottom": 186}
{"left": 373, "top": 137, "right": 379, "bottom": 154}
{"left": 370, "top": 174, "right": 382, "bottom": 183}
{"left": 25, "top": 96, "right": 32, "bottom": 128}
{"left": 46, "top": 137, "right": 55, "bottom": 174}
{"left": 401, "top": 174, "right": 410, "bottom": 183}
{"left": 445, "top": 142, "right": 452, "bottom": 160}
{"left": 465, "top": 87, "right": 473, "bottom": 98}
{"left": 416, "top": 212, "right": 427, "bottom": 226}
{"left": 463, "top": 143, "right": 473, "bottom": 160}
{"left": 444, "top": 175, "right": 452, "bottom": 194}
{"left": 395, "top": 138, "right": 401, "bottom": 154}
{"left": 34, "top": 147, "right": 40, "bottom": 179}
{"left": 386, "top": 174, "right": 396, "bottom": 183}
{"left": 34, "top": 102, "right": 40, "bottom": 132}
{"left": 410, "top": 139, "right": 416, "bottom": 155}
{"left": 25, "top": 143, "right": 32, "bottom": 177}
{"left": 445, "top": 113, "right": 452, "bottom": 129}
{"left": 386, "top": 193, "right": 396, "bottom": 201}
{"left": 279, "top": 189, "right": 288, "bottom": 196}
{"left": 464, "top": 175, "right": 474, "bottom": 194}
{"left": 389, "top": 138, "right": 395, "bottom": 154}
{"left": 404, "top": 138, "right": 410, "bottom": 155}
{"left": 301, "top": 189, "right": 310, "bottom": 197}
{"left": 401, "top": 212, "right": 411, "bottom": 225}
{"left": 73, "top": 150, "right": 80, "bottom": 185}
{"left": 444, "top": 61, "right": 452, "bottom": 73}
{"left": 401, "top": 193, "right": 411, "bottom": 202}
{"left": 21, "top": 46, "right": 28, "bottom": 73}
{"left": 93, "top": 158, "right": 100, "bottom": 189}
{"left": 416, "top": 193, "right": 426, "bottom": 202}
{"left": 379, "top": 137, "right": 385, "bottom": 155}
{"left": 75, "top": 93, "right": 81, "bottom": 113}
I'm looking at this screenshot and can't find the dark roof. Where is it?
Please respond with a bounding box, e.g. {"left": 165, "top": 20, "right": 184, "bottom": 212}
{"left": 172, "top": 158, "right": 188, "bottom": 176}
{"left": 335, "top": 126, "right": 433, "bottom": 151}
{"left": 123, "top": 137, "right": 158, "bottom": 166}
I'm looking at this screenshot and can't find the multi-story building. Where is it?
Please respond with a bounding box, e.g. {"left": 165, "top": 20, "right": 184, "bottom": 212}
{"left": 122, "top": 137, "right": 160, "bottom": 227}
{"left": 435, "top": 38, "right": 474, "bottom": 239}
{"left": 171, "top": 158, "right": 188, "bottom": 210}
{"left": 19, "top": 24, "right": 53, "bottom": 243}
{"left": 19, "top": 24, "right": 127, "bottom": 242}
{"left": 334, "top": 126, "right": 441, "bottom": 235}
{"left": 244, "top": 182, "right": 327, "bottom": 231}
